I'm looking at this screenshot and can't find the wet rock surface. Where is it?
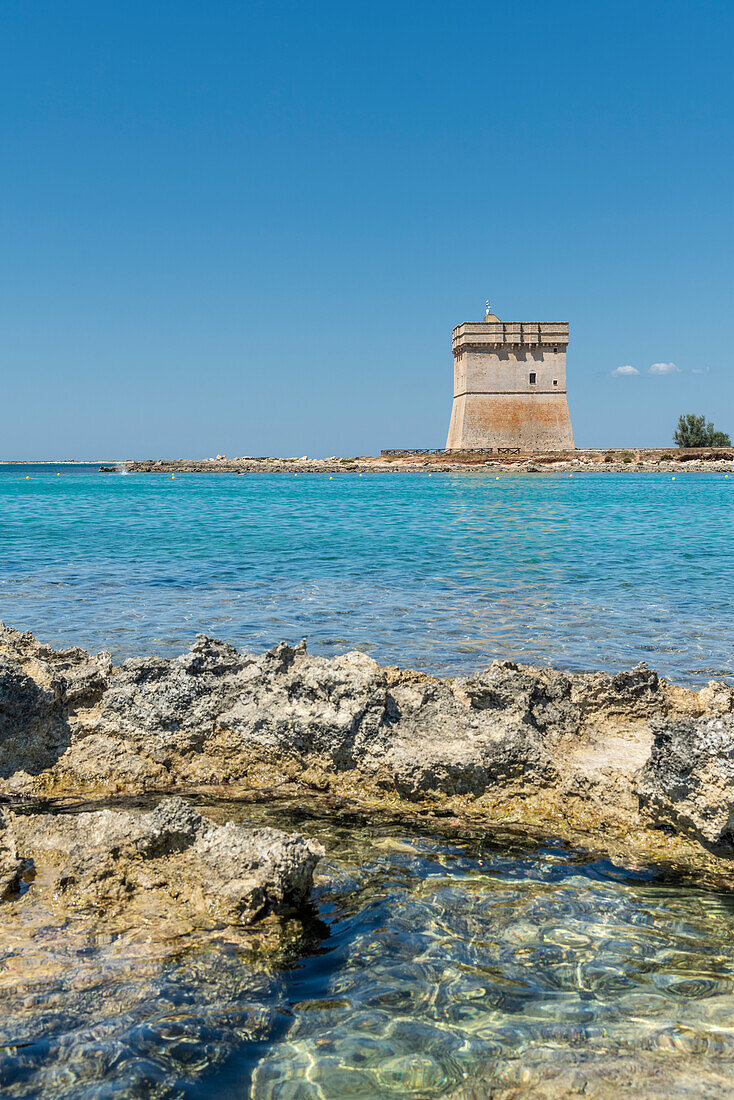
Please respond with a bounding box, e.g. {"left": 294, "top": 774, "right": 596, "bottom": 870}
{"left": 0, "top": 807, "right": 22, "bottom": 897}
{"left": 0, "top": 622, "right": 733, "bottom": 870}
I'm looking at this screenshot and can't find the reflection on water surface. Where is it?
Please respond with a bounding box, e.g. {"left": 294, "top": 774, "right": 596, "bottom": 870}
{"left": 3, "top": 798, "right": 734, "bottom": 1098}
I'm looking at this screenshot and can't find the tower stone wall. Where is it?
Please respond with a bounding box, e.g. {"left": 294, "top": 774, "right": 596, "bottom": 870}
{"left": 446, "top": 316, "right": 575, "bottom": 451}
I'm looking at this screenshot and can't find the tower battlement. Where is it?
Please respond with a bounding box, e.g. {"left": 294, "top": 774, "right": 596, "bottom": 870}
{"left": 453, "top": 321, "right": 569, "bottom": 353}
{"left": 446, "top": 309, "right": 574, "bottom": 451}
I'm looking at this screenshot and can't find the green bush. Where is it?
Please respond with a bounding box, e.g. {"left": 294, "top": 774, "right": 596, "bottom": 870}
{"left": 674, "top": 413, "right": 731, "bottom": 448}
{"left": 622, "top": 454, "right": 633, "bottom": 464}
{"left": 659, "top": 453, "right": 673, "bottom": 462}
{"left": 603, "top": 454, "right": 614, "bottom": 463}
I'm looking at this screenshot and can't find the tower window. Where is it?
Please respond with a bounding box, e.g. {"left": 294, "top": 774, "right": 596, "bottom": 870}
{"left": 529, "top": 372, "right": 536, "bottom": 384}
{"left": 553, "top": 348, "right": 558, "bottom": 354}
{"left": 553, "top": 379, "right": 558, "bottom": 386}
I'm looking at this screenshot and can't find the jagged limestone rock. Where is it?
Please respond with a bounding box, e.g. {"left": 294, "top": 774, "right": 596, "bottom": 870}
{"left": 0, "top": 623, "right": 111, "bottom": 778}
{"left": 572, "top": 663, "right": 664, "bottom": 717}
{"left": 698, "top": 681, "right": 734, "bottom": 714}
{"left": 13, "top": 797, "right": 324, "bottom": 924}
{"left": 3, "top": 621, "right": 734, "bottom": 864}
{"left": 637, "top": 714, "right": 734, "bottom": 853}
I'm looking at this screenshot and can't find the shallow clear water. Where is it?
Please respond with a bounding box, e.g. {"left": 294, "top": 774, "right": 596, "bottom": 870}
{"left": 1, "top": 464, "right": 733, "bottom": 683}
{"left": 4, "top": 799, "right": 734, "bottom": 1098}
{"left": 3, "top": 466, "right": 734, "bottom": 1097}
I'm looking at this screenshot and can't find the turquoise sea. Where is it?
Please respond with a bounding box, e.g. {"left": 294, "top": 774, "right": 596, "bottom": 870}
{"left": 3, "top": 464, "right": 734, "bottom": 1099}
{"left": 1, "top": 463, "right": 733, "bottom": 683}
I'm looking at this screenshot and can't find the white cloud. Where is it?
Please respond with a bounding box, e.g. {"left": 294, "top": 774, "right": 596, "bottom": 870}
{"left": 610, "top": 364, "right": 639, "bottom": 377}
{"left": 691, "top": 367, "right": 710, "bottom": 375}
{"left": 649, "top": 362, "right": 682, "bottom": 375}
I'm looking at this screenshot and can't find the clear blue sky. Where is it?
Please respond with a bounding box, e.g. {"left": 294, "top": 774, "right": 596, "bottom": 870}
{"left": 2, "top": 0, "right": 732, "bottom": 458}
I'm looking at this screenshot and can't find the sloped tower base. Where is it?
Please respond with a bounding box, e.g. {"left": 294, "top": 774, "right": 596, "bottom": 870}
{"left": 446, "top": 392, "right": 574, "bottom": 450}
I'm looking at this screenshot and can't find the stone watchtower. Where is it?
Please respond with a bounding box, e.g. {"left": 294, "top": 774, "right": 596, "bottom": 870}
{"left": 445, "top": 304, "right": 574, "bottom": 451}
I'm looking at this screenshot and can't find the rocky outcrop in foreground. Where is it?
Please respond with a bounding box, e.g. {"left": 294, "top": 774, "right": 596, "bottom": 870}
{"left": 7, "top": 796, "right": 322, "bottom": 924}
{"left": 1, "top": 622, "right": 734, "bottom": 875}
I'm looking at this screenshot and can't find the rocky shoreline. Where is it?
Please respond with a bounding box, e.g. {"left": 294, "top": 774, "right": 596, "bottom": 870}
{"left": 2, "top": 621, "right": 734, "bottom": 895}
{"left": 3, "top": 622, "right": 734, "bottom": 1094}
{"left": 118, "top": 448, "right": 734, "bottom": 475}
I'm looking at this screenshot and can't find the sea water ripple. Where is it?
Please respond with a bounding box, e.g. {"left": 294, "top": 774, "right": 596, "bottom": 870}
{"left": 0, "top": 464, "right": 732, "bottom": 683}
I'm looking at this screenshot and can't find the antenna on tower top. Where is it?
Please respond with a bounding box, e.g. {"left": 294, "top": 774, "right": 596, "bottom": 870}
{"left": 485, "top": 299, "right": 491, "bottom": 314}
